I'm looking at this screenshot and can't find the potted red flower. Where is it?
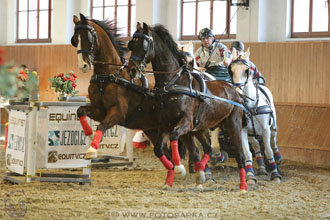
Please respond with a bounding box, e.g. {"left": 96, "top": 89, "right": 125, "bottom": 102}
{"left": 49, "top": 71, "right": 79, "bottom": 100}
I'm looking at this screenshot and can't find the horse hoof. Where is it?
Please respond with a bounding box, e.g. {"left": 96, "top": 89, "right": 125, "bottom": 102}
{"left": 85, "top": 147, "right": 97, "bottom": 160}
{"left": 240, "top": 189, "right": 247, "bottom": 194}
{"left": 271, "top": 171, "right": 282, "bottom": 182}
{"left": 174, "top": 164, "right": 186, "bottom": 178}
{"left": 256, "top": 168, "right": 268, "bottom": 176}
{"left": 196, "top": 171, "right": 206, "bottom": 185}
{"left": 246, "top": 173, "right": 257, "bottom": 185}
{"left": 196, "top": 184, "right": 203, "bottom": 190}
{"left": 162, "top": 184, "right": 171, "bottom": 190}
{"left": 273, "top": 177, "right": 281, "bottom": 183}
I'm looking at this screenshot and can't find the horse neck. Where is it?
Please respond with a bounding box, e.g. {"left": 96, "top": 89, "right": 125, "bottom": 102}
{"left": 151, "top": 37, "right": 182, "bottom": 87}
{"left": 93, "top": 27, "right": 122, "bottom": 75}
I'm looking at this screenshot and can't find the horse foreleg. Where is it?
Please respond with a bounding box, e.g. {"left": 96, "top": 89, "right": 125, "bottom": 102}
{"left": 85, "top": 108, "right": 123, "bottom": 159}
{"left": 77, "top": 106, "right": 93, "bottom": 137}
{"left": 262, "top": 128, "right": 281, "bottom": 182}
{"left": 241, "top": 128, "right": 256, "bottom": 185}
{"left": 193, "top": 130, "right": 213, "bottom": 185}
{"left": 144, "top": 130, "right": 175, "bottom": 188}
{"left": 180, "top": 134, "right": 201, "bottom": 175}
{"left": 223, "top": 114, "right": 248, "bottom": 192}
{"left": 156, "top": 134, "right": 175, "bottom": 187}
{"left": 169, "top": 119, "right": 192, "bottom": 178}
{"left": 249, "top": 137, "right": 267, "bottom": 175}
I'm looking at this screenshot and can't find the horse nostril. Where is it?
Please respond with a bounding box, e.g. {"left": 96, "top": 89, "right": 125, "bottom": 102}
{"left": 83, "top": 64, "right": 88, "bottom": 69}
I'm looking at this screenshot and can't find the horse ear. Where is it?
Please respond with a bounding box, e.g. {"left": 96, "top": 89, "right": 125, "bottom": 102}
{"left": 142, "top": 22, "right": 149, "bottom": 33}
{"left": 246, "top": 47, "right": 250, "bottom": 57}
{"left": 73, "top": 15, "right": 79, "bottom": 24}
{"left": 80, "top": 13, "right": 87, "bottom": 24}
{"left": 136, "top": 22, "right": 142, "bottom": 32}
{"left": 242, "top": 47, "right": 250, "bottom": 60}
{"left": 232, "top": 48, "right": 238, "bottom": 60}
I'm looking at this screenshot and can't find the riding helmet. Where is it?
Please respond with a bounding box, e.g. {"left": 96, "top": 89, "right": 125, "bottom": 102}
{"left": 198, "top": 28, "right": 215, "bottom": 40}
{"left": 231, "top": 41, "right": 245, "bottom": 52}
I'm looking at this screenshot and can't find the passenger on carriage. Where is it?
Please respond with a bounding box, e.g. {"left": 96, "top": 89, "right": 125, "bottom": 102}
{"left": 194, "top": 28, "right": 232, "bottom": 83}
{"left": 230, "top": 41, "right": 266, "bottom": 85}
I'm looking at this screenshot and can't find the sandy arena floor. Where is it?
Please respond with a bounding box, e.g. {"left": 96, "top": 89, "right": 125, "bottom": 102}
{"left": 0, "top": 144, "right": 329, "bottom": 220}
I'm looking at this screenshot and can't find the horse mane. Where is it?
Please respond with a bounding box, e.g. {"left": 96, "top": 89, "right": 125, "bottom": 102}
{"left": 152, "top": 24, "right": 187, "bottom": 66}
{"left": 91, "top": 19, "right": 127, "bottom": 58}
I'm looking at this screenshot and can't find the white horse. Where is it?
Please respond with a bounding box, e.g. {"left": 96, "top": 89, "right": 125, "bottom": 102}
{"left": 230, "top": 48, "right": 282, "bottom": 183}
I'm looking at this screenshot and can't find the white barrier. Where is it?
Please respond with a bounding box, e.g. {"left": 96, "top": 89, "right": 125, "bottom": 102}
{"left": 4, "top": 101, "right": 134, "bottom": 183}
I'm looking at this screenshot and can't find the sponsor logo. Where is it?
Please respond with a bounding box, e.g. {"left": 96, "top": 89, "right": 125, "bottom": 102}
{"left": 49, "top": 112, "right": 79, "bottom": 123}
{"left": 6, "top": 154, "right": 24, "bottom": 167}
{"left": 103, "top": 126, "right": 119, "bottom": 138}
{"left": 99, "top": 143, "right": 119, "bottom": 149}
{"left": 48, "top": 151, "right": 86, "bottom": 162}
{"left": 48, "top": 130, "right": 86, "bottom": 146}
{"left": 7, "top": 134, "right": 25, "bottom": 152}
{"left": 48, "top": 151, "right": 58, "bottom": 163}
{"left": 57, "top": 153, "right": 85, "bottom": 160}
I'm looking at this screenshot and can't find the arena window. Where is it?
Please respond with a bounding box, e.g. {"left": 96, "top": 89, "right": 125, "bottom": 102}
{"left": 17, "top": 0, "right": 52, "bottom": 43}
{"left": 291, "top": 0, "right": 330, "bottom": 38}
{"left": 180, "top": 0, "right": 238, "bottom": 40}
{"left": 91, "top": 0, "right": 136, "bottom": 38}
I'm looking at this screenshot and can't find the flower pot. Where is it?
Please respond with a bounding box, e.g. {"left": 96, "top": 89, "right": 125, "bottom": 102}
{"left": 58, "top": 93, "right": 67, "bottom": 101}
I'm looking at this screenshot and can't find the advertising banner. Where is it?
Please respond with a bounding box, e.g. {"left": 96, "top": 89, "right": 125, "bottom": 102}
{"left": 46, "top": 106, "right": 90, "bottom": 168}
{"left": 5, "top": 110, "right": 28, "bottom": 175}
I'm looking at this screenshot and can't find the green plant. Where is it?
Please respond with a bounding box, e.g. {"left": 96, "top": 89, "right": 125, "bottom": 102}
{"left": 49, "top": 72, "right": 79, "bottom": 96}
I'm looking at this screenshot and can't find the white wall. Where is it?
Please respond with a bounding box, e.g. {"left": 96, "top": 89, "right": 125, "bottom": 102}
{"left": 237, "top": 0, "right": 291, "bottom": 42}
{"left": 136, "top": 0, "right": 154, "bottom": 25}
{"left": 258, "top": 0, "right": 289, "bottom": 42}
{"left": 0, "top": 0, "right": 16, "bottom": 45}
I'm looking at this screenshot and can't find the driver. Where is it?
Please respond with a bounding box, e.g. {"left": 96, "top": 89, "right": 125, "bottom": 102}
{"left": 194, "top": 28, "right": 232, "bottom": 83}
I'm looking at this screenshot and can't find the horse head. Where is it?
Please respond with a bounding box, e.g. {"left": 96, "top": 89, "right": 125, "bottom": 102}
{"left": 229, "top": 48, "right": 252, "bottom": 88}
{"left": 127, "top": 22, "right": 155, "bottom": 79}
{"left": 71, "top": 13, "right": 126, "bottom": 74}
{"left": 128, "top": 22, "right": 187, "bottom": 82}
{"left": 178, "top": 41, "right": 196, "bottom": 68}
{"left": 71, "top": 13, "right": 99, "bottom": 73}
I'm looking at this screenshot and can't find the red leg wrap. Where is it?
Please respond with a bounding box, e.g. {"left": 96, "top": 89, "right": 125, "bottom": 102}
{"left": 194, "top": 153, "right": 210, "bottom": 172}
{"left": 171, "top": 140, "right": 180, "bottom": 165}
{"left": 239, "top": 168, "right": 248, "bottom": 191}
{"left": 91, "top": 130, "right": 103, "bottom": 150}
{"left": 165, "top": 169, "right": 175, "bottom": 187}
{"left": 159, "top": 155, "right": 174, "bottom": 170}
{"left": 79, "top": 116, "right": 93, "bottom": 136}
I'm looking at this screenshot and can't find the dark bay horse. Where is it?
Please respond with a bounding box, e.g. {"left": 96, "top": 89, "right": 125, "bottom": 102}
{"left": 71, "top": 13, "right": 213, "bottom": 188}
{"left": 127, "top": 22, "right": 248, "bottom": 191}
